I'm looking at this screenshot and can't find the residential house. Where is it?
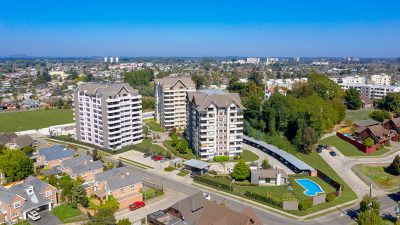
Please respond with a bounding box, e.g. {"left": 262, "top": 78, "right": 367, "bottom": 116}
{"left": 355, "top": 124, "right": 397, "bottom": 144}
{"left": 33, "top": 145, "right": 75, "bottom": 168}
{"left": 60, "top": 155, "right": 103, "bottom": 182}
{"left": 0, "top": 133, "right": 33, "bottom": 149}
{"left": 0, "top": 176, "right": 59, "bottom": 224}
{"left": 383, "top": 117, "right": 400, "bottom": 133}
{"left": 147, "top": 192, "right": 262, "bottom": 225}
{"left": 360, "top": 95, "right": 373, "bottom": 109}
{"left": 87, "top": 167, "right": 143, "bottom": 209}
{"left": 250, "top": 168, "right": 288, "bottom": 186}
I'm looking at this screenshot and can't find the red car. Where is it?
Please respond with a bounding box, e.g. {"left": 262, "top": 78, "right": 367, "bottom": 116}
{"left": 129, "top": 201, "right": 145, "bottom": 211}
{"left": 153, "top": 155, "right": 163, "bottom": 161}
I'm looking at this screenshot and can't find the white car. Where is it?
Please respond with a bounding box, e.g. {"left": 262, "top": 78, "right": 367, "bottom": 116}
{"left": 203, "top": 192, "right": 211, "bottom": 201}
{"left": 27, "top": 210, "right": 41, "bottom": 221}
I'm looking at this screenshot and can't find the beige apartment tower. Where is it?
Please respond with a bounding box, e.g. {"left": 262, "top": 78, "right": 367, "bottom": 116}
{"left": 74, "top": 83, "right": 143, "bottom": 150}
{"left": 186, "top": 90, "right": 245, "bottom": 160}
{"left": 154, "top": 77, "right": 196, "bottom": 130}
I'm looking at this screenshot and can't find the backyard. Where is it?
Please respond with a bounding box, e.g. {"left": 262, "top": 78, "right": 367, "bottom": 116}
{"left": 52, "top": 204, "right": 86, "bottom": 223}
{"left": 0, "top": 109, "right": 73, "bottom": 132}
{"left": 144, "top": 119, "right": 165, "bottom": 132}
{"left": 353, "top": 164, "right": 400, "bottom": 190}
{"left": 319, "top": 135, "right": 391, "bottom": 157}
{"left": 240, "top": 150, "right": 260, "bottom": 162}
{"left": 345, "top": 108, "right": 377, "bottom": 122}
{"left": 163, "top": 139, "right": 196, "bottom": 159}
{"left": 194, "top": 174, "right": 342, "bottom": 216}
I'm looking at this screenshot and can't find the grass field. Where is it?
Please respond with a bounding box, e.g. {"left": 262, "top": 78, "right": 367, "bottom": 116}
{"left": 319, "top": 135, "right": 391, "bottom": 156}
{"left": 355, "top": 164, "right": 400, "bottom": 190}
{"left": 52, "top": 204, "right": 84, "bottom": 223}
{"left": 0, "top": 109, "right": 73, "bottom": 132}
{"left": 132, "top": 138, "right": 166, "bottom": 154}
{"left": 345, "top": 108, "right": 377, "bottom": 122}
{"left": 144, "top": 119, "right": 165, "bottom": 132}
{"left": 164, "top": 140, "right": 196, "bottom": 159}
{"left": 240, "top": 150, "right": 260, "bottom": 162}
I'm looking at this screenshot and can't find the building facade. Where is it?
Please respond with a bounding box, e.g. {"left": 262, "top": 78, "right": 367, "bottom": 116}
{"left": 154, "top": 77, "right": 196, "bottom": 130}
{"left": 370, "top": 74, "right": 391, "bottom": 85}
{"left": 338, "top": 83, "right": 400, "bottom": 99}
{"left": 74, "top": 83, "right": 142, "bottom": 150}
{"left": 186, "top": 90, "right": 245, "bottom": 160}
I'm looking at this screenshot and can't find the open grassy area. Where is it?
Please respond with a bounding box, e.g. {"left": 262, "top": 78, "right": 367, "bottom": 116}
{"left": 144, "top": 119, "right": 165, "bottom": 132}
{"left": 142, "top": 187, "right": 164, "bottom": 200}
{"left": 13, "top": 221, "right": 30, "bottom": 225}
{"left": 354, "top": 164, "right": 400, "bottom": 190}
{"left": 240, "top": 150, "right": 260, "bottom": 162}
{"left": 0, "top": 109, "right": 73, "bottom": 132}
{"left": 132, "top": 138, "right": 166, "bottom": 154}
{"left": 319, "top": 135, "right": 391, "bottom": 156}
{"left": 345, "top": 108, "right": 377, "bottom": 122}
{"left": 52, "top": 204, "right": 84, "bottom": 223}
{"left": 177, "top": 170, "right": 189, "bottom": 176}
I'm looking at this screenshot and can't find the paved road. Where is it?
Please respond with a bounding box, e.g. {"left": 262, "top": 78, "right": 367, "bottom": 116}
{"left": 320, "top": 148, "right": 400, "bottom": 198}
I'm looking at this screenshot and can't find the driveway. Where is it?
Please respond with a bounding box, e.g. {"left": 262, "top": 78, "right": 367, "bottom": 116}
{"left": 30, "top": 210, "right": 62, "bottom": 225}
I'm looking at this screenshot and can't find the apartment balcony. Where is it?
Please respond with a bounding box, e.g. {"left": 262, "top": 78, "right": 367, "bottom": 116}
{"left": 106, "top": 98, "right": 120, "bottom": 103}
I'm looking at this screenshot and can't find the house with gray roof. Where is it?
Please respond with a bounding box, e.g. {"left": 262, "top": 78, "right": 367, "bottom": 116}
{"left": 0, "top": 133, "right": 33, "bottom": 149}
{"left": 0, "top": 176, "right": 59, "bottom": 224}
{"left": 60, "top": 155, "right": 103, "bottom": 182}
{"left": 86, "top": 167, "right": 143, "bottom": 209}
{"left": 34, "top": 145, "right": 75, "bottom": 168}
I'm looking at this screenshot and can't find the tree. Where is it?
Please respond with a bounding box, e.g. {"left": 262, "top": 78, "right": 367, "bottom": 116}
{"left": 192, "top": 74, "right": 206, "bottom": 89}
{"left": 308, "top": 72, "right": 344, "bottom": 99}
{"left": 117, "top": 219, "right": 131, "bottom": 225}
{"left": 92, "top": 149, "right": 101, "bottom": 161}
{"left": 48, "top": 175, "right": 59, "bottom": 187}
{"left": 357, "top": 195, "right": 383, "bottom": 225}
{"left": 261, "top": 159, "right": 270, "bottom": 169}
{"left": 300, "top": 126, "right": 318, "bottom": 154}
{"left": 72, "top": 185, "right": 89, "bottom": 208}
{"left": 171, "top": 133, "right": 179, "bottom": 147}
{"left": 0, "top": 149, "right": 34, "bottom": 182}
{"left": 389, "top": 155, "right": 400, "bottom": 175}
{"left": 363, "top": 137, "right": 374, "bottom": 147}
{"left": 58, "top": 174, "right": 75, "bottom": 203}
{"left": 369, "top": 110, "right": 392, "bottom": 122}
{"left": 176, "top": 139, "right": 189, "bottom": 154}
{"left": 378, "top": 92, "right": 400, "bottom": 112}
{"left": 344, "top": 87, "right": 362, "bottom": 110}
{"left": 232, "top": 160, "right": 250, "bottom": 181}
{"left": 248, "top": 69, "right": 263, "bottom": 85}
{"left": 359, "top": 195, "right": 380, "bottom": 213}
{"left": 86, "top": 207, "right": 116, "bottom": 225}
{"left": 103, "top": 161, "right": 114, "bottom": 171}
{"left": 21, "top": 146, "right": 36, "bottom": 155}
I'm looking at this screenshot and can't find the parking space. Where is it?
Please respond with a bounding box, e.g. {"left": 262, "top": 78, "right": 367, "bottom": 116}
{"left": 30, "top": 210, "right": 62, "bottom": 225}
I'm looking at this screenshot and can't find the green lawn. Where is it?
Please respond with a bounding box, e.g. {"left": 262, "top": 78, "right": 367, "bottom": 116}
{"left": 345, "top": 108, "right": 377, "bottom": 122}
{"left": 142, "top": 187, "right": 164, "bottom": 200}
{"left": 355, "top": 164, "right": 400, "bottom": 190}
{"left": 0, "top": 109, "right": 73, "bottom": 132}
{"left": 132, "top": 138, "right": 166, "bottom": 154}
{"left": 319, "top": 135, "right": 391, "bottom": 156}
{"left": 240, "top": 150, "right": 260, "bottom": 162}
{"left": 13, "top": 221, "right": 30, "bottom": 225}
{"left": 145, "top": 119, "right": 165, "bottom": 132}
{"left": 177, "top": 170, "right": 189, "bottom": 176}
{"left": 52, "top": 204, "right": 84, "bottom": 223}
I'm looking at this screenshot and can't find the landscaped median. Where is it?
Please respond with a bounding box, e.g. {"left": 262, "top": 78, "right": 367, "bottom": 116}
{"left": 193, "top": 174, "right": 349, "bottom": 216}
{"left": 352, "top": 163, "right": 400, "bottom": 190}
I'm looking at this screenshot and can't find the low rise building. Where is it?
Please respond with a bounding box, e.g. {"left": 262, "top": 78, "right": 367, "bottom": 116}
{"left": 250, "top": 168, "right": 288, "bottom": 185}
{"left": 34, "top": 145, "right": 75, "bottom": 168}
{"left": 0, "top": 176, "right": 59, "bottom": 224}
{"left": 370, "top": 74, "right": 391, "bottom": 85}
{"left": 338, "top": 83, "right": 400, "bottom": 99}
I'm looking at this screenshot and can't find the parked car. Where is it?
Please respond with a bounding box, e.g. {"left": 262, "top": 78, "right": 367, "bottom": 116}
{"left": 316, "top": 148, "right": 322, "bottom": 153}
{"left": 27, "top": 210, "right": 41, "bottom": 221}
{"left": 129, "top": 201, "right": 145, "bottom": 211}
{"left": 203, "top": 192, "right": 211, "bottom": 201}
{"left": 329, "top": 151, "right": 337, "bottom": 157}
{"left": 143, "top": 153, "right": 152, "bottom": 158}
{"left": 152, "top": 155, "right": 163, "bottom": 161}
{"left": 160, "top": 159, "right": 168, "bottom": 163}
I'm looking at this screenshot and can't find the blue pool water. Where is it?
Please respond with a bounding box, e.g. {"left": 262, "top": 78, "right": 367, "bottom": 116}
{"left": 295, "top": 179, "right": 324, "bottom": 196}
{"left": 344, "top": 133, "right": 351, "bottom": 137}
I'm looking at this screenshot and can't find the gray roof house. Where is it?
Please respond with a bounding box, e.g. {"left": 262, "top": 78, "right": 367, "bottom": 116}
{"left": 38, "top": 145, "right": 75, "bottom": 161}
{"left": 94, "top": 167, "right": 141, "bottom": 197}
{"left": 0, "top": 133, "right": 33, "bottom": 149}
{"left": 183, "top": 159, "right": 211, "bottom": 175}
{"left": 61, "top": 155, "right": 103, "bottom": 178}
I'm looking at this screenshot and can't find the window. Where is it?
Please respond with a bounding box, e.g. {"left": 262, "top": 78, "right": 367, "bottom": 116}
{"left": 130, "top": 185, "right": 135, "bottom": 190}
{"left": 14, "top": 201, "right": 21, "bottom": 209}
{"left": 13, "top": 212, "right": 18, "bottom": 218}
{"left": 120, "top": 188, "right": 125, "bottom": 193}
{"left": 46, "top": 190, "right": 53, "bottom": 197}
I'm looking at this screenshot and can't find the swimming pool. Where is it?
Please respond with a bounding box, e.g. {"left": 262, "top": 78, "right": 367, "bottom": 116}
{"left": 295, "top": 179, "right": 324, "bottom": 196}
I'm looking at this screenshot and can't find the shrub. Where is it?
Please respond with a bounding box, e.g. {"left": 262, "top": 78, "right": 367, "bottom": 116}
{"left": 208, "top": 170, "right": 218, "bottom": 175}
{"left": 363, "top": 137, "right": 374, "bottom": 147}
{"left": 326, "top": 193, "right": 337, "bottom": 202}
{"left": 214, "top": 155, "right": 229, "bottom": 162}
{"left": 164, "top": 166, "right": 175, "bottom": 172}
{"left": 298, "top": 199, "right": 312, "bottom": 211}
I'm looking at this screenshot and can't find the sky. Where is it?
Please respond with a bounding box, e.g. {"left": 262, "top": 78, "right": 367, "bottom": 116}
{"left": 0, "top": 0, "right": 399, "bottom": 57}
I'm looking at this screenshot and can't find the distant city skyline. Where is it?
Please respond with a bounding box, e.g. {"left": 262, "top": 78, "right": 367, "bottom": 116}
{"left": 0, "top": 0, "right": 399, "bottom": 57}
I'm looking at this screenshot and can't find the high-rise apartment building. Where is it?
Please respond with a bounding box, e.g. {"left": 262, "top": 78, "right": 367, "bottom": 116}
{"left": 370, "top": 74, "right": 391, "bottom": 85}
{"left": 246, "top": 57, "right": 260, "bottom": 64}
{"left": 186, "top": 90, "right": 245, "bottom": 160}
{"left": 154, "top": 77, "right": 196, "bottom": 130}
{"left": 74, "top": 83, "right": 143, "bottom": 150}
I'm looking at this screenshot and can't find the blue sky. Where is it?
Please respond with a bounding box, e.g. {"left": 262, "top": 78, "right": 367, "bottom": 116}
{"left": 0, "top": 0, "right": 399, "bottom": 57}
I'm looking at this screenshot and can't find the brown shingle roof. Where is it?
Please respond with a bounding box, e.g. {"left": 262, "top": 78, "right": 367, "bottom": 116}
{"left": 187, "top": 90, "right": 245, "bottom": 112}
{"left": 154, "top": 77, "right": 195, "bottom": 88}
